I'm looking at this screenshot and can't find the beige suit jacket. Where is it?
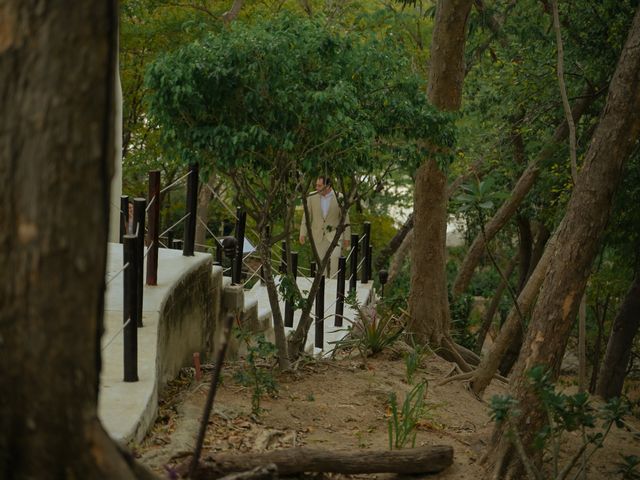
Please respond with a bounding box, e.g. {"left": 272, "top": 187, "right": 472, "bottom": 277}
{"left": 300, "top": 191, "right": 350, "bottom": 244}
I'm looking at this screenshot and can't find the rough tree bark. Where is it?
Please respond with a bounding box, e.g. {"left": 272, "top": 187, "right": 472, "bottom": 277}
{"left": 483, "top": 9, "right": 640, "bottom": 477}
{"left": 192, "top": 446, "right": 453, "bottom": 478}
{"left": 452, "top": 88, "right": 597, "bottom": 297}
{"left": 515, "top": 216, "right": 532, "bottom": 291}
{"left": 408, "top": 0, "right": 473, "bottom": 357}
{"left": 596, "top": 273, "right": 640, "bottom": 399}
{"left": 427, "top": 0, "right": 473, "bottom": 111}
{"left": 0, "top": 2, "right": 150, "bottom": 478}
{"left": 498, "top": 222, "right": 550, "bottom": 376}
{"left": 409, "top": 159, "right": 452, "bottom": 346}
{"left": 525, "top": 222, "right": 550, "bottom": 280}
{"left": 222, "top": 0, "right": 244, "bottom": 23}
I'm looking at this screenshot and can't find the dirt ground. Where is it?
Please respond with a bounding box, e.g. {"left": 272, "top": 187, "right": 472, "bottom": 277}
{"left": 136, "top": 349, "right": 640, "bottom": 479}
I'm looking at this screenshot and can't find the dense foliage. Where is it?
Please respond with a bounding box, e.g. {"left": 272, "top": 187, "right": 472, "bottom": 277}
{"left": 121, "top": 0, "right": 640, "bottom": 399}
{"left": 145, "top": 12, "right": 455, "bottom": 182}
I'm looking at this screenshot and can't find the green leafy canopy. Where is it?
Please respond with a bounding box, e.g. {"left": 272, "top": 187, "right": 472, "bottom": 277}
{"left": 145, "top": 12, "right": 455, "bottom": 177}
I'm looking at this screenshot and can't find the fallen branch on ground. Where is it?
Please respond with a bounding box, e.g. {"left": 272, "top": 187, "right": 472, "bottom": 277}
{"left": 437, "top": 370, "right": 508, "bottom": 387}
{"left": 188, "top": 445, "right": 454, "bottom": 478}
{"left": 218, "top": 464, "right": 278, "bottom": 480}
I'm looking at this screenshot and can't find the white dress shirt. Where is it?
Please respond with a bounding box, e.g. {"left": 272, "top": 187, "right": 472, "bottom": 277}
{"left": 320, "top": 190, "right": 334, "bottom": 219}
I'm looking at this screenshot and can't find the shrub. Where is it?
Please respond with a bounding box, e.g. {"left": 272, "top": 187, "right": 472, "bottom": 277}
{"left": 490, "top": 366, "right": 632, "bottom": 479}
{"left": 332, "top": 297, "right": 405, "bottom": 358}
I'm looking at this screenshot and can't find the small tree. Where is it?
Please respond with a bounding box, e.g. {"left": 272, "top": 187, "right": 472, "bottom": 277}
{"left": 146, "top": 13, "right": 454, "bottom": 366}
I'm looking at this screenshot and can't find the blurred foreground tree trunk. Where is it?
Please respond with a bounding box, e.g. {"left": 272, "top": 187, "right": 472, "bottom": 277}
{"left": 0, "top": 2, "right": 150, "bottom": 478}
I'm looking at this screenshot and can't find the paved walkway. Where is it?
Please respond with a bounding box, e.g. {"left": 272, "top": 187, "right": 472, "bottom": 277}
{"left": 99, "top": 242, "right": 374, "bottom": 444}
{"left": 245, "top": 276, "right": 374, "bottom": 355}
{"left": 99, "top": 243, "right": 212, "bottom": 443}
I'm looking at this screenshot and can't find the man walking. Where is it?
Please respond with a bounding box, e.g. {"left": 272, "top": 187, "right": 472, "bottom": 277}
{"left": 299, "top": 176, "right": 350, "bottom": 277}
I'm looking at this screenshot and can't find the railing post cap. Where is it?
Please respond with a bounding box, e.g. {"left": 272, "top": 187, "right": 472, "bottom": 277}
{"left": 221, "top": 236, "right": 238, "bottom": 258}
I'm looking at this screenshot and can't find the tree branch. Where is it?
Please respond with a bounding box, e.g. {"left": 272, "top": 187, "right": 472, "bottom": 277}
{"left": 551, "top": 0, "right": 578, "bottom": 185}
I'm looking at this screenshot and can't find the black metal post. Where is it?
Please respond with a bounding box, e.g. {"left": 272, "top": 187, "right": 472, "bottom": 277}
{"left": 123, "top": 235, "right": 138, "bottom": 382}
{"left": 315, "top": 275, "right": 325, "bottom": 349}
{"left": 183, "top": 163, "right": 198, "bottom": 256}
{"left": 368, "top": 244, "right": 373, "bottom": 282}
{"left": 133, "top": 198, "right": 146, "bottom": 327}
{"left": 222, "top": 236, "right": 238, "bottom": 284}
{"left": 284, "top": 252, "right": 298, "bottom": 328}
{"left": 349, "top": 233, "right": 359, "bottom": 293}
{"left": 119, "top": 195, "right": 129, "bottom": 243}
{"left": 379, "top": 270, "right": 389, "bottom": 298}
{"left": 362, "top": 222, "right": 371, "bottom": 283}
{"left": 146, "top": 170, "right": 161, "bottom": 285}
{"left": 335, "top": 256, "right": 346, "bottom": 327}
{"left": 233, "top": 207, "right": 246, "bottom": 284}
{"left": 215, "top": 239, "right": 223, "bottom": 265}
{"left": 260, "top": 225, "right": 270, "bottom": 284}
{"left": 279, "top": 241, "right": 287, "bottom": 274}
{"left": 310, "top": 261, "right": 316, "bottom": 278}
{"left": 167, "top": 231, "right": 174, "bottom": 249}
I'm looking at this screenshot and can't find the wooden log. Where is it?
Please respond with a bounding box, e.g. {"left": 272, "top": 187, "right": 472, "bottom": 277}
{"left": 218, "top": 464, "right": 278, "bottom": 480}
{"left": 193, "top": 445, "right": 453, "bottom": 478}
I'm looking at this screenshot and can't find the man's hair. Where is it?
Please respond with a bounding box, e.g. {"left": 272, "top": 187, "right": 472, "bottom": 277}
{"left": 318, "top": 176, "right": 331, "bottom": 187}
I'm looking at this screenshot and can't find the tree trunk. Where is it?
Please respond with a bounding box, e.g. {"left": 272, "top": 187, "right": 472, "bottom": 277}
{"left": 596, "top": 273, "right": 640, "bottom": 399}
{"left": 516, "top": 216, "right": 532, "bottom": 291}
{"left": 484, "top": 9, "right": 640, "bottom": 477}
{"left": 427, "top": 0, "right": 473, "bottom": 111}
{"left": 408, "top": 0, "right": 473, "bottom": 358}
{"left": 452, "top": 88, "right": 598, "bottom": 297}
{"left": 376, "top": 213, "right": 413, "bottom": 272}
{"left": 497, "top": 218, "right": 545, "bottom": 376}
{"left": 498, "top": 322, "right": 524, "bottom": 378}
{"left": 409, "top": 160, "right": 452, "bottom": 346}
{"left": 0, "top": 2, "right": 144, "bottom": 478}
{"left": 589, "top": 293, "right": 609, "bottom": 393}
{"left": 257, "top": 242, "right": 291, "bottom": 371}
{"left": 578, "top": 293, "right": 587, "bottom": 392}
{"left": 525, "top": 222, "right": 550, "bottom": 280}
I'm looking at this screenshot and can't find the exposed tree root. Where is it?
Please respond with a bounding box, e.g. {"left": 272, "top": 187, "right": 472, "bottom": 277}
{"left": 440, "top": 336, "right": 474, "bottom": 372}
{"left": 437, "top": 370, "right": 508, "bottom": 388}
